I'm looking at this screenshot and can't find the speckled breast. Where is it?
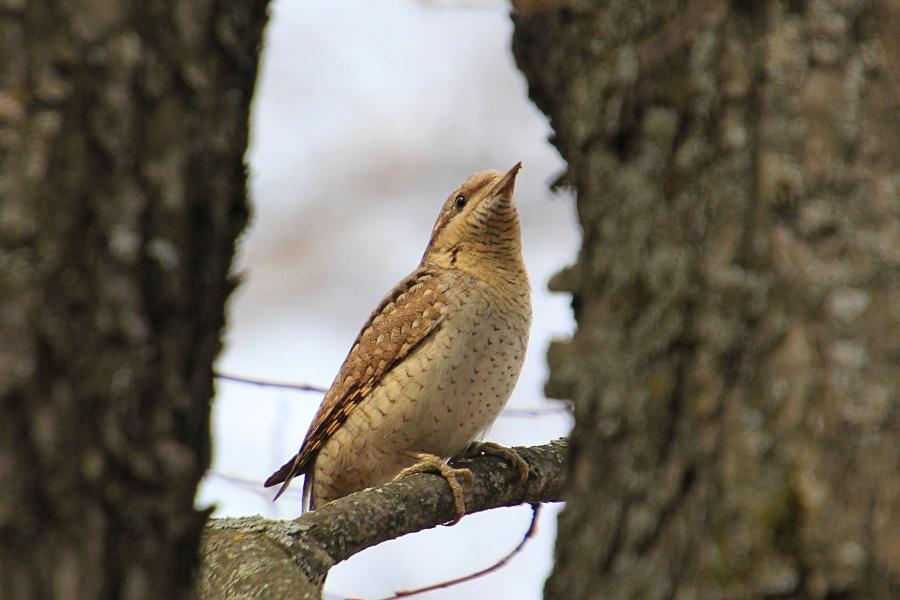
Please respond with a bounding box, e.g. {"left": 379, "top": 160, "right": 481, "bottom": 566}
{"left": 406, "top": 274, "right": 531, "bottom": 457}
{"left": 311, "top": 269, "right": 531, "bottom": 506}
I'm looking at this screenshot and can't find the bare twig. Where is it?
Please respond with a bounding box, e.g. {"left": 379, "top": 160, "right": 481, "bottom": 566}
{"left": 213, "top": 370, "right": 327, "bottom": 393}
{"left": 377, "top": 503, "right": 541, "bottom": 599}
{"left": 206, "top": 471, "right": 271, "bottom": 497}
{"left": 214, "top": 371, "right": 570, "bottom": 418}
{"left": 501, "top": 404, "right": 572, "bottom": 417}
{"left": 206, "top": 472, "right": 305, "bottom": 504}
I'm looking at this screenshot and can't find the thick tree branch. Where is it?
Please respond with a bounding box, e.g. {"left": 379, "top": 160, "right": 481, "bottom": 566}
{"left": 195, "top": 439, "right": 568, "bottom": 599}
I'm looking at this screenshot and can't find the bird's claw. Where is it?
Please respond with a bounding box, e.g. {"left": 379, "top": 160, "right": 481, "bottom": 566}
{"left": 395, "top": 452, "right": 473, "bottom": 524}
{"left": 462, "top": 441, "right": 529, "bottom": 487}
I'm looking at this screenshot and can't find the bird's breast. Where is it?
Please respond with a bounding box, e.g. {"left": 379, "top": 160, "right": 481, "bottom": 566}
{"left": 399, "top": 274, "right": 531, "bottom": 455}
{"left": 311, "top": 268, "right": 531, "bottom": 504}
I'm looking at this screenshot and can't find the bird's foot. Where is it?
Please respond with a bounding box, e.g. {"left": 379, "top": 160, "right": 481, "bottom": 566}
{"left": 395, "top": 452, "right": 474, "bottom": 524}
{"left": 461, "top": 441, "right": 529, "bottom": 487}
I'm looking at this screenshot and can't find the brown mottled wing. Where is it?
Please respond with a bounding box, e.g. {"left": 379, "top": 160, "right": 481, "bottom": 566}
{"left": 264, "top": 267, "right": 449, "bottom": 500}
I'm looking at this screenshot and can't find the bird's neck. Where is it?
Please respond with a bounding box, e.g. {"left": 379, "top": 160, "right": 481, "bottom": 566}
{"left": 423, "top": 219, "right": 526, "bottom": 283}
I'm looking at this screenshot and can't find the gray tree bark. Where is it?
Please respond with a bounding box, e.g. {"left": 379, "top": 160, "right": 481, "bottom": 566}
{"left": 7, "top": 1, "right": 899, "bottom": 598}
{"left": 513, "top": 0, "right": 900, "bottom": 598}
{"left": 0, "top": 2, "right": 269, "bottom": 598}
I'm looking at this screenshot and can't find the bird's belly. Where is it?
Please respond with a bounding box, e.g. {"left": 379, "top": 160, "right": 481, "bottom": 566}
{"left": 313, "top": 305, "right": 528, "bottom": 502}
{"left": 405, "top": 310, "right": 528, "bottom": 457}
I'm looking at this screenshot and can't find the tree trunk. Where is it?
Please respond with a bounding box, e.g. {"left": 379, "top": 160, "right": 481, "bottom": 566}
{"left": 513, "top": 1, "right": 900, "bottom": 598}
{"left": 0, "top": 2, "right": 268, "bottom": 598}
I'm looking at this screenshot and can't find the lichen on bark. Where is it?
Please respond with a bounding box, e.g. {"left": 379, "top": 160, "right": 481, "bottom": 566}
{"left": 513, "top": 1, "right": 900, "bottom": 597}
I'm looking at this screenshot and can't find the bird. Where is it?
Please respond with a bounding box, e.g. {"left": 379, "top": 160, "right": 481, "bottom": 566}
{"left": 264, "top": 163, "right": 532, "bottom": 523}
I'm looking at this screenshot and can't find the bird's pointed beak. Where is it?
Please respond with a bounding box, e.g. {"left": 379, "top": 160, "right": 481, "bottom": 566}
{"left": 492, "top": 162, "right": 523, "bottom": 197}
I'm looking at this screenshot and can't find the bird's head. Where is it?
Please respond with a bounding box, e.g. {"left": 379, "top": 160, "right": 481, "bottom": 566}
{"left": 423, "top": 162, "right": 524, "bottom": 272}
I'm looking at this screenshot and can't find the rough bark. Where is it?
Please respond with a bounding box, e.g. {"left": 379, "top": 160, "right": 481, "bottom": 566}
{"left": 513, "top": 0, "right": 900, "bottom": 598}
{"left": 0, "top": 2, "right": 268, "bottom": 598}
{"left": 195, "top": 440, "right": 568, "bottom": 599}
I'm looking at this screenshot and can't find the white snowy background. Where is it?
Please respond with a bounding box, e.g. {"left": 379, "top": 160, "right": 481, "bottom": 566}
{"left": 198, "top": 1, "right": 580, "bottom": 598}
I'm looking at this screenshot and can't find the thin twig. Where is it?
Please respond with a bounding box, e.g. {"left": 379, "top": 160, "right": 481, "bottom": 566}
{"left": 208, "top": 471, "right": 266, "bottom": 489}
{"left": 206, "top": 471, "right": 289, "bottom": 500}
{"left": 372, "top": 503, "right": 542, "bottom": 600}
{"left": 214, "top": 372, "right": 570, "bottom": 418}
{"left": 501, "top": 405, "right": 573, "bottom": 417}
{"left": 213, "top": 371, "right": 327, "bottom": 393}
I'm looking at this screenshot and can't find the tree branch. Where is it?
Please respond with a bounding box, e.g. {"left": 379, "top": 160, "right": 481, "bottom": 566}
{"left": 195, "top": 438, "right": 568, "bottom": 599}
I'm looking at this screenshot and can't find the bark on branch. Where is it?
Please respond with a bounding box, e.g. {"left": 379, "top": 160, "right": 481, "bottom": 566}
{"left": 195, "top": 438, "right": 568, "bottom": 599}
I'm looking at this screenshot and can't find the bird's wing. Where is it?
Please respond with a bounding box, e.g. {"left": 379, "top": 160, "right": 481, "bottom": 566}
{"left": 264, "top": 267, "right": 450, "bottom": 500}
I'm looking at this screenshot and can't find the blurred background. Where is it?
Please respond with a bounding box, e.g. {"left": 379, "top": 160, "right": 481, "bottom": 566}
{"left": 197, "top": 0, "right": 580, "bottom": 598}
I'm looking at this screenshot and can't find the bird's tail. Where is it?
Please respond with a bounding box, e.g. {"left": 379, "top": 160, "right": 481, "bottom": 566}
{"left": 264, "top": 456, "right": 300, "bottom": 501}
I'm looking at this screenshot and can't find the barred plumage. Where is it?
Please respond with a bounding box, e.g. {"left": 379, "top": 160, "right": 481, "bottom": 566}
{"left": 265, "top": 163, "right": 531, "bottom": 519}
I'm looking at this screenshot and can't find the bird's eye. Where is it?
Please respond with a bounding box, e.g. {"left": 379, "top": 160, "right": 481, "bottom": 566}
{"left": 454, "top": 195, "right": 467, "bottom": 209}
